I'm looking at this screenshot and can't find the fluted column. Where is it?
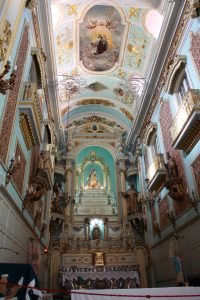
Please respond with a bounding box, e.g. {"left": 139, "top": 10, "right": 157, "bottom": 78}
{"left": 75, "top": 169, "right": 79, "bottom": 192}
{"left": 103, "top": 218, "right": 108, "bottom": 240}
{"left": 119, "top": 159, "right": 127, "bottom": 222}
{"left": 103, "top": 169, "right": 106, "bottom": 188}
{"left": 84, "top": 217, "right": 90, "bottom": 241}
{"left": 107, "top": 170, "right": 111, "bottom": 191}
{"left": 81, "top": 167, "right": 84, "bottom": 189}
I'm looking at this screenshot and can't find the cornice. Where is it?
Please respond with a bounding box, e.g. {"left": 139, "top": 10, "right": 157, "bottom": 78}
{"left": 126, "top": 0, "right": 191, "bottom": 150}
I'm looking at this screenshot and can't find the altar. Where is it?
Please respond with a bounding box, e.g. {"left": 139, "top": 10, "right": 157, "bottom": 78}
{"left": 59, "top": 265, "right": 140, "bottom": 290}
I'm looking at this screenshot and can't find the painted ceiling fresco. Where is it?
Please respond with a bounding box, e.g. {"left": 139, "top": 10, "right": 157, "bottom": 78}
{"left": 50, "top": 0, "right": 163, "bottom": 138}
{"left": 79, "top": 5, "right": 125, "bottom": 72}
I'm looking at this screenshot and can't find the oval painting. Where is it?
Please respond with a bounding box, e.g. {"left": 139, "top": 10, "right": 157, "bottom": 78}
{"left": 79, "top": 5, "right": 125, "bottom": 72}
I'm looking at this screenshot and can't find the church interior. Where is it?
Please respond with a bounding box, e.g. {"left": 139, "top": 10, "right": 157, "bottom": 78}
{"left": 0, "top": 0, "right": 200, "bottom": 299}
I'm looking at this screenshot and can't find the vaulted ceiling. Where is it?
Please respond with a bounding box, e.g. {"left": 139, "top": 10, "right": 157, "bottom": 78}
{"left": 49, "top": 0, "right": 164, "bottom": 144}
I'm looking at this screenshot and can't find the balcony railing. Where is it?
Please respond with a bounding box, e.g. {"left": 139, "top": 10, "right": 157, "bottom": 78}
{"left": 170, "top": 89, "right": 200, "bottom": 153}
{"left": 147, "top": 153, "right": 166, "bottom": 192}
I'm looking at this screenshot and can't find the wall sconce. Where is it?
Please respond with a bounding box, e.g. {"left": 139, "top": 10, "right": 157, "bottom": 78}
{"left": 190, "top": 191, "right": 199, "bottom": 213}
{"left": 153, "top": 221, "right": 161, "bottom": 238}
{"left": 166, "top": 210, "right": 176, "bottom": 228}
{"left": 0, "top": 60, "right": 17, "bottom": 95}
{"left": 5, "top": 155, "right": 21, "bottom": 186}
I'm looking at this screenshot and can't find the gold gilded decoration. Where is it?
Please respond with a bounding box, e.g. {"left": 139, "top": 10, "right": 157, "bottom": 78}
{"left": 170, "top": 89, "right": 200, "bottom": 153}
{"left": 19, "top": 113, "right": 36, "bottom": 149}
{"left": 129, "top": 8, "right": 140, "bottom": 18}
{"left": 26, "top": 0, "right": 38, "bottom": 9}
{"left": 191, "top": 0, "right": 200, "bottom": 18}
{"left": 77, "top": 99, "right": 115, "bottom": 107}
{"left": 67, "top": 115, "right": 124, "bottom": 130}
{"left": 120, "top": 108, "right": 133, "bottom": 121}
{"left": 117, "top": 68, "right": 126, "bottom": 78}
{"left": 127, "top": 36, "right": 147, "bottom": 68}
{"left": 68, "top": 4, "right": 77, "bottom": 15}
{"left": 0, "top": 20, "right": 12, "bottom": 61}
{"left": 32, "top": 11, "right": 42, "bottom": 48}
{"left": 94, "top": 252, "right": 105, "bottom": 266}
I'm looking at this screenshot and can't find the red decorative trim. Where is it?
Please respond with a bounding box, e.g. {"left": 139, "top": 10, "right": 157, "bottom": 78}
{"left": 159, "top": 102, "right": 190, "bottom": 216}
{"left": 159, "top": 196, "right": 169, "bottom": 229}
{"left": 190, "top": 30, "right": 200, "bottom": 77}
{"left": 0, "top": 25, "right": 29, "bottom": 164}
{"left": 191, "top": 154, "right": 200, "bottom": 196}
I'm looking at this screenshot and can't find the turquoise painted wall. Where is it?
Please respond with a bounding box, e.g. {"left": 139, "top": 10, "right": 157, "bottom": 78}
{"left": 84, "top": 163, "right": 103, "bottom": 187}
{"left": 76, "top": 146, "right": 117, "bottom": 198}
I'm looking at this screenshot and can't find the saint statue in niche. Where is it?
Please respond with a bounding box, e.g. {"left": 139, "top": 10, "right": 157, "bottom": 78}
{"left": 92, "top": 224, "right": 101, "bottom": 240}
{"left": 87, "top": 168, "right": 100, "bottom": 189}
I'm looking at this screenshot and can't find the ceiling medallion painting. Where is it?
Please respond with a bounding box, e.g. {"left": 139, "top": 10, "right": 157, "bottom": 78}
{"left": 79, "top": 5, "right": 126, "bottom": 72}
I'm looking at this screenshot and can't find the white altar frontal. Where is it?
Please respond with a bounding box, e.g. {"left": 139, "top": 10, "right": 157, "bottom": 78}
{"left": 71, "top": 287, "right": 200, "bottom": 300}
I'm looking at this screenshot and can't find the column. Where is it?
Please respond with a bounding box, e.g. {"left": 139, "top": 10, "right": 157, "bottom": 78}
{"left": 107, "top": 170, "right": 111, "bottom": 191}
{"left": 84, "top": 217, "right": 90, "bottom": 241}
{"left": 103, "top": 169, "right": 106, "bottom": 188}
{"left": 81, "top": 167, "right": 84, "bottom": 189}
{"left": 75, "top": 169, "right": 79, "bottom": 193}
{"left": 103, "top": 218, "right": 108, "bottom": 240}
{"left": 119, "top": 159, "right": 128, "bottom": 223}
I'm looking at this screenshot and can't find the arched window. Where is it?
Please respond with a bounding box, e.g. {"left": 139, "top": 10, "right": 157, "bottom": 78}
{"left": 173, "top": 69, "right": 190, "bottom": 105}
{"left": 165, "top": 55, "right": 190, "bottom": 105}
{"left": 143, "top": 123, "right": 160, "bottom": 169}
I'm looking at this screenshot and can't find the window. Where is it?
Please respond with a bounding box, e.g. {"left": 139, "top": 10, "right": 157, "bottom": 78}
{"left": 177, "top": 74, "right": 190, "bottom": 103}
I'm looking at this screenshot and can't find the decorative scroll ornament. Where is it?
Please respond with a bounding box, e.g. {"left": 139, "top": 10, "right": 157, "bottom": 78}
{"left": 0, "top": 20, "right": 11, "bottom": 61}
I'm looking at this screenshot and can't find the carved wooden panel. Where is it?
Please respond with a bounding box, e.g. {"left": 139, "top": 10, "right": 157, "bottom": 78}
{"left": 12, "top": 143, "right": 26, "bottom": 196}
{"left": 0, "top": 25, "right": 29, "bottom": 164}
{"left": 191, "top": 154, "right": 200, "bottom": 196}
{"left": 159, "top": 101, "right": 190, "bottom": 216}
{"left": 159, "top": 196, "right": 169, "bottom": 229}
{"left": 190, "top": 30, "right": 200, "bottom": 77}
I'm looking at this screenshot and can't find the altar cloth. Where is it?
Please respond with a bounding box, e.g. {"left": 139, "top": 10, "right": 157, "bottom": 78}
{"left": 71, "top": 287, "right": 200, "bottom": 300}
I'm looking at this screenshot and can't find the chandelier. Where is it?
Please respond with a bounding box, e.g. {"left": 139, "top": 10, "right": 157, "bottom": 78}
{"left": 56, "top": 74, "right": 86, "bottom": 102}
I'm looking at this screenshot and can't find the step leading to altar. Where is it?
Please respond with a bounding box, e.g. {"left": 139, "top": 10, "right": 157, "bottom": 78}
{"left": 75, "top": 188, "right": 116, "bottom": 216}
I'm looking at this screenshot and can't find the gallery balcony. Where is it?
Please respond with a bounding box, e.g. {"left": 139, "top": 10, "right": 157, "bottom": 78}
{"left": 146, "top": 153, "right": 166, "bottom": 192}
{"left": 170, "top": 89, "right": 200, "bottom": 153}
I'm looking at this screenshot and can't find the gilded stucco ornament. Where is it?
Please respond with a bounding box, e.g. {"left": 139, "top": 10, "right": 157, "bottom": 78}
{"left": 77, "top": 98, "right": 115, "bottom": 107}
{"left": 26, "top": 0, "right": 39, "bottom": 9}
{"left": 191, "top": 0, "right": 200, "bottom": 18}
{"left": 0, "top": 20, "right": 11, "bottom": 61}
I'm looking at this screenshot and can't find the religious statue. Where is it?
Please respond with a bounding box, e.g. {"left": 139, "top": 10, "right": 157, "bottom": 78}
{"left": 92, "top": 224, "right": 101, "bottom": 240}
{"left": 165, "top": 152, "right": 179, "bottom": 178}
{"left": 123, "top": 184, "right": 138, "bottom": 215}
{"left": 87, "top": 168, "right": 100, "bottom": 189}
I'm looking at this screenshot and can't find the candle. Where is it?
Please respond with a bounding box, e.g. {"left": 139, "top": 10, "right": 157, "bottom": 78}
{"left": 18, "top": 155, "right": 21, "bottom": 163}
{"left": 14, "top": 65, "right": 18, "bottom": 71}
